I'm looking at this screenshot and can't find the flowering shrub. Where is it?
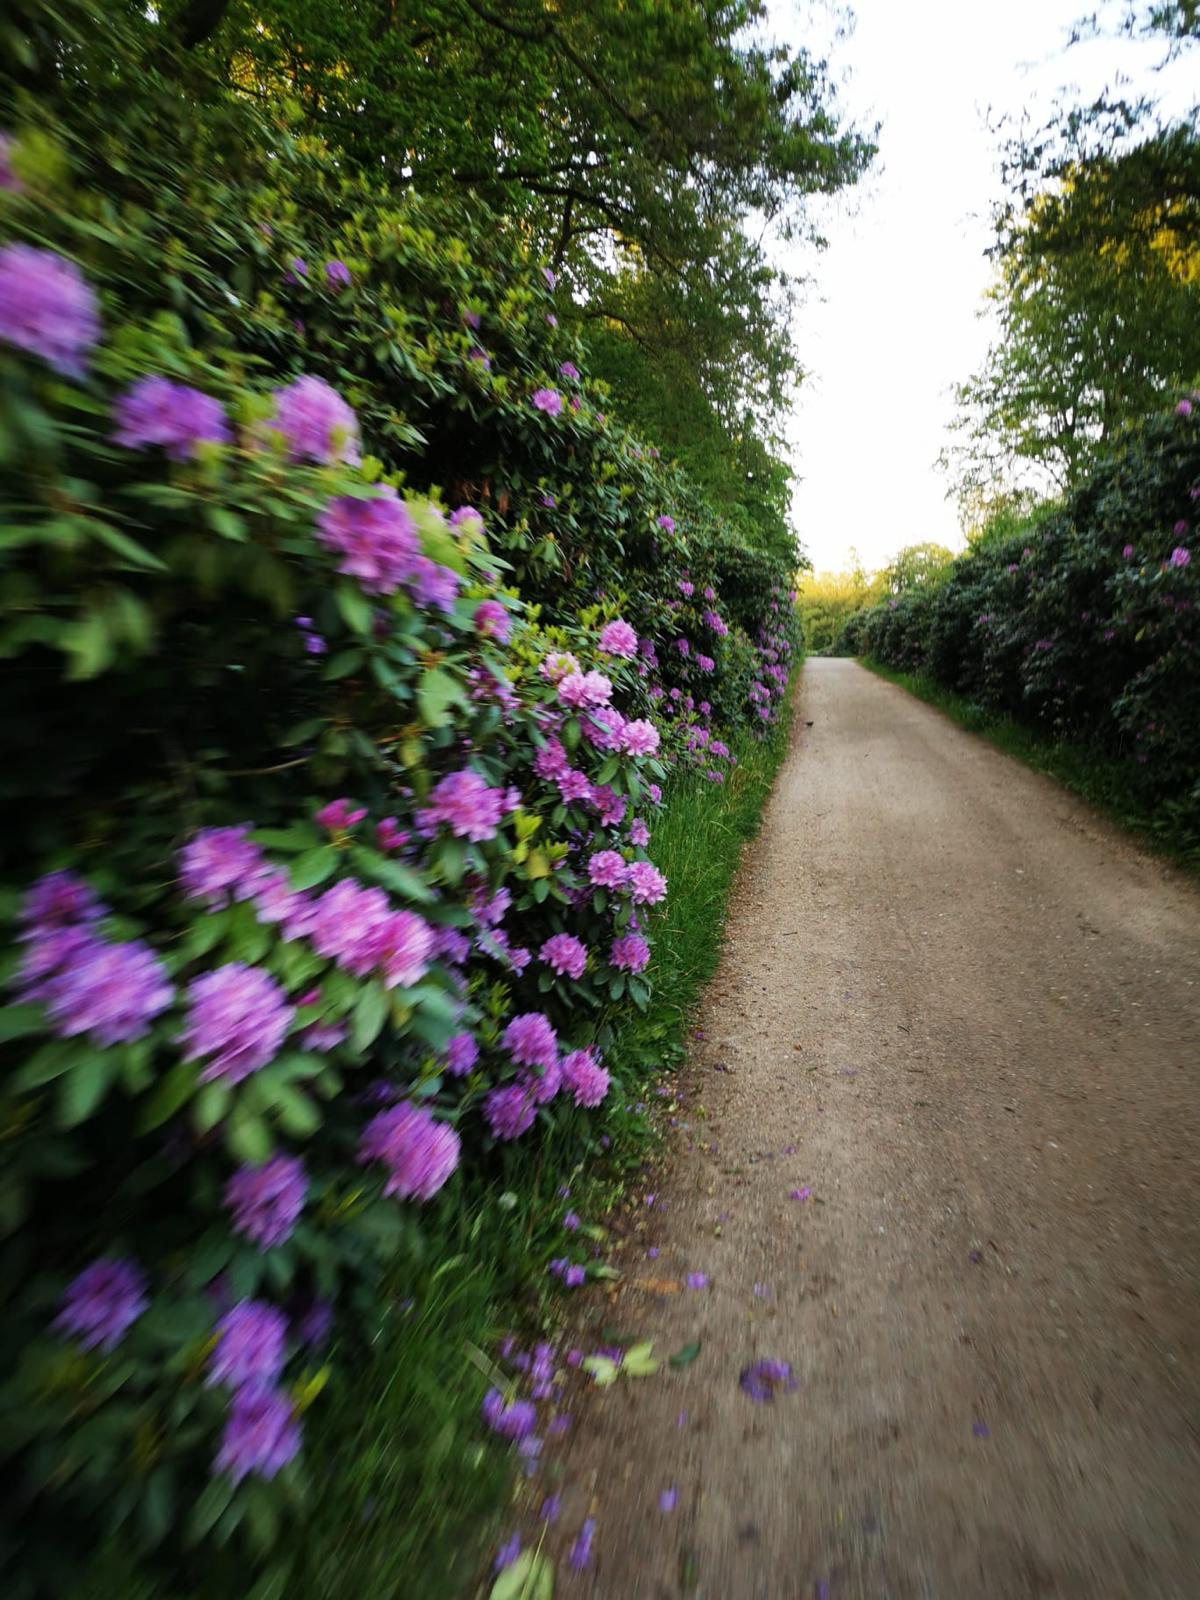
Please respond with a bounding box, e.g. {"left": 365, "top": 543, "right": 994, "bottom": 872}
{"left": 847, "top": 402, "right": 1200, "bottom": 847}
{"left": 0, "top": 75, "right": 798, "bottom": 1591}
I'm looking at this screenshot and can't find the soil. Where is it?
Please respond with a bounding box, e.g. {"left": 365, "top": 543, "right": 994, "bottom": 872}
{"left": 547, "top": 658, "right": 1200, "bottom": 1600}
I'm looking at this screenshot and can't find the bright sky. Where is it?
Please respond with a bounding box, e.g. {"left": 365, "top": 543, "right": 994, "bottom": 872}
{"left": 779, "top": 0, "right": 1193, "bottom": 574}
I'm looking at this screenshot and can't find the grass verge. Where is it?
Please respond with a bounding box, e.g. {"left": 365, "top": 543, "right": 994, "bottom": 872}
{"left": 860, "top": 656, "right": 1198, "bottom": 871}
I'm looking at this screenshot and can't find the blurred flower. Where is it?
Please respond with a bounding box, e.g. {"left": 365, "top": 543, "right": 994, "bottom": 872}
{"left": 114, "top": 376, "right": 231, "bottom": 459}
{"left": 0, "top": 244, "right": 100, "bottom": 375}
{"left": 54, "top": 1258, "right": 147, "bottom": 1352}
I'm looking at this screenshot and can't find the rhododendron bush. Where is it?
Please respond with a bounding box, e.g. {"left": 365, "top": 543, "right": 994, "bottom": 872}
{"left": 844, "top": 403, "right": 1200, "bottom": 850}
{"left": 0, "top": 43, "right": 797, "bottom": 1594}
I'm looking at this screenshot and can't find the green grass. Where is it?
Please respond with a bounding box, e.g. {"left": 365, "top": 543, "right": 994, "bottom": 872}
{"left": 860, "top": 657, "right": 1199, "bottom": 871}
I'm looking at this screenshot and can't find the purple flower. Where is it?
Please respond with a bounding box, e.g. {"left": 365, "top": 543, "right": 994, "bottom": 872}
{"left": 1177, "top": 398, "right": 1194, "bottom": 417}
{"left": 540, "top": 1492, "right": 562, "bottom": 1522}
{"left": 375, "top": 817, "right": 408, "bottom": 851}
{"left": 598, "top": 618, "right": 638, "bottom": 657}
{"left": 686, "top": 1272, "right": 709, "bottom": 1290}
{"left": 181, "top": 963, "right": 294, "bottom": 1084}
{"left": 503, "top": 1012, "right": 558, "bottom": 1068}
{"left": 54, "top": 1258, "right": 147, "bottom": 1352}
{"left": 214, "top": 1383, "right": 300, "bottom": 1483}
{"left": 588, "top": 849, "right": 628, "bottom": 889}
{"left": 568, "top": 1518, "right": 596, "bottom": 1571}
{"left": 207, "top": 1300, "right": 288, "bottom": 1390}
{"left": 628, "top": 817, "right": 650, "bottom": 847}
{"left": 474, "top": 599, "right": 511, "bottom": 643}
{"left": 621, "top": 718, "right": 660, "bottom": 757}
{"left": 610, "top": 933, "right": 650, "bottom": 973}
{"left": 482, "top": 1388, "right": 537, "bottom": 1439}
{"left": 1169, "top": 546, "right": 1191, "bottom": 568}
{"left": 540, "top": 933, "right": 588, "bottom": 980}
{"left": 20, "top": 869, "right": 105, "bottom": 930}
{"left": 627, "top": 861, "right": 667, "bottom": 904}
{"left": 225, "top": 1155, "right": 307, "bottom": 1250}
{"left": 659, "top": 1486, "right": 678, "bottom": 1512}
{"left": 532, "top": 387, "right": 562, "bottom": 415}
{"left": 316, "top": 797, "right": 367, "bottom": 832}
{"left": 270, "top": 375, "right": 360, "bottom": 466}
{"left": 285, "top": 257, "right": 308, "bottom": 283}
{"left": 44, "top": 934, "right": 174, "bottom": 1046}
{"left": 467, "top": 346, "right": 491, "bottom": 369}
{"left": 484, "top": 1084, "right": 537, "bottom": 1140}
{"left": 543, "top": 266, "right": 557, "bottom": 290}
{"left": 658, "top": 515, "right": 676, "bottom": 533}
{"left": 563, "top": 1211, "right": 580, "bottom": 1230}
{"left": 359, "top": 1102, "right": 461, "bottom": 1200}
{"left": 373, "top": 909, "right": 436, "bottom": 989}
{"left": 648, "top": 782, "right": 663, "bottom": 805}
{"left": 560, "top": 1047, "right": 610, "bottom": 1108}
{"left": 325, "top": 259, "right": 352, "bottom": 289}
{"left": 563, "top": 1264, "right": 586, "bottom": 1287}
{"left": 444, "top": 1031, "right": 479, "bottom": 1077}
{"left": 739, "top": 1359, "right": 798, "bottom": 1402}
{"left": 317, "top": 487, "right": 419, "bottom": 594}
{"left": 113, "top": 376, "right": 231, "bottom": 460}
{"left": 559, "top": 361, "right": 580, "bottom": 380}
{"left": 494, "top": 1534, "right": 522, "bottom": 1572}
{"left": 419, "top": 769, "right": 506, "bottom": 841}
{"left": 179, "top": 824, "right": 266, "bottom": 907}
{"left": 0, "top": 244, "right": 100, "bottom": 376}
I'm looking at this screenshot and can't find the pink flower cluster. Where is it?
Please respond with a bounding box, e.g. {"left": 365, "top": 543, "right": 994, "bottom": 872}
{"left": 359, "top": 1102, "right": 461, "bottom": 1200}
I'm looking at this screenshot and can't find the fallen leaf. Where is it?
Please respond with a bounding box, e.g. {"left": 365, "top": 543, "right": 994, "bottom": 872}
{"left": 489, "top": 1549, "right": 553, "bottom": 1600}
{"left": 669, "top": 1340, "right": 702, "bottom": 1367}
{"left": 582, "top": 1355, "right": 619, "bottom": 1388}
{"left": 622, "top": 1340, "right": 660, "bottom": 1377}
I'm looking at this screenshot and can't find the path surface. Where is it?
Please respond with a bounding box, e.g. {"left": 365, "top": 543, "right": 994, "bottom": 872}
{"left": 552, "top": 658, "right": 1200, "bottom": 1600}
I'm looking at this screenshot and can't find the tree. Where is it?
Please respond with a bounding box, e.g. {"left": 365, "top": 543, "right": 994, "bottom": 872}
{"left": 883, "top": 542, "right": 955, "bottom": 594}
{"left": 947, "top": 125, "right": 1200, "bottom": 500}
{"left": 163, "top": 0, "right": 873, "bottom": 431}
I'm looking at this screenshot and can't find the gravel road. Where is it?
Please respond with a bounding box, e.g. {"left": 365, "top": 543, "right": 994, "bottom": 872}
{"left": 551, "top": 658, "right": 1200, "bottom": 1600}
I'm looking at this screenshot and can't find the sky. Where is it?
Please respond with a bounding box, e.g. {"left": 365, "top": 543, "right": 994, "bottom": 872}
{"left": 778, "top": 0, "right": 1193, "bottom": 575}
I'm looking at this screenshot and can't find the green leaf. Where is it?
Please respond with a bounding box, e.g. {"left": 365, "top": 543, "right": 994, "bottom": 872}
{"left": 324, "top": 648, "right": 363, "bottom": 680}
{"left": 193, "top": 1080, "right": 231, "bottom": 1135}
{"left": 335, "top": 582, "right": 372, "bottom": 636}
{"left": 272, "top": 1084, "right": 321, "bottom": 1137}
{"left": 351, "top": 849, "right": 435, "bottom": 903}
{"left": 56, "top": 1053, "right": 114, "bottom": 1127}
{"left": 0, "top": 1003, "right": 46, "bottom": 1043}
{"left": 622, "top": 1340, "right": 660, "bottom": 1377}
{"left": 490, "top": 1550, "right": 553, "bottom": 1600}
{"left": 417, "top": 667, "right": 466, "bottom": 728}
{"left": 582, "top": 1355, "right": 619, "bottom": 1388}
{"left": 188, "top": 1475, "right": 235, "bottom": 1545}
{"left": 61, "top": 608, "right": 115, "bottom": 680}
{"left": 669, "top": 1340, "right": 702, "bottom": 1368}
{"left": 226, "top": 1112, "right": 273, "bottom": 1164}
{"left": 289, "top": 848, "right": 336, "bottom": 891}
{"left": 138, "top": 1061, "right": 200, "bottom": 1132}
{"left": 438, "top": 836, "right": 466, "bottom": 885}
{"left": 351, "top": 982, "right": 388, "bottom": 1052}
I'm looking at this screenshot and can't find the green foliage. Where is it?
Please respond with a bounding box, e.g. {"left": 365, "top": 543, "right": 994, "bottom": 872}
{"left": 0, "top": 10, "right": 801, "bottom": 1593}
{"left": 850, "top": 403, "right": 1200, "bottom": 855}
{"left": 796, "top": 560, "right": 884, "bottom": 655}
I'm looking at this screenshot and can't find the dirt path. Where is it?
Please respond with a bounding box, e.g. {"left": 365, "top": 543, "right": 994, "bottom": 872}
{"left": 551, "top": 658, "right": 1200, "bottom": 1600}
